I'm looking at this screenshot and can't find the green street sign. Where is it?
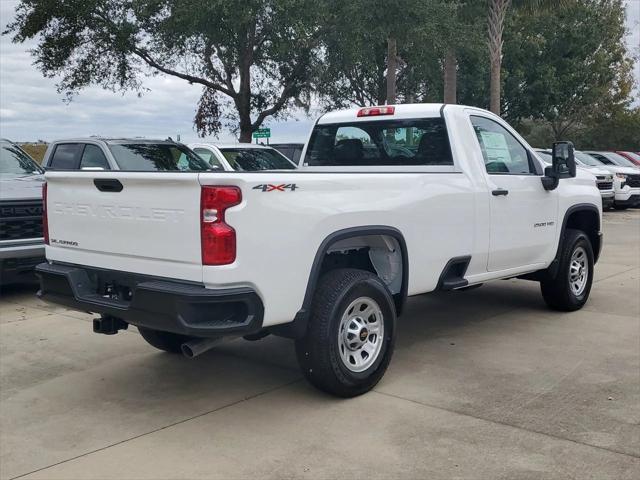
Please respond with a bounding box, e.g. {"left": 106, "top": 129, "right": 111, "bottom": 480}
{"left": 253, "top": 128, "right": 271, "bottom": 139}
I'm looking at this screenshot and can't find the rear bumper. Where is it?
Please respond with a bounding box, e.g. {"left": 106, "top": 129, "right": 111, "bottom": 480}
{"left": 36, "top": 262, "right": 264, "bottom": 338}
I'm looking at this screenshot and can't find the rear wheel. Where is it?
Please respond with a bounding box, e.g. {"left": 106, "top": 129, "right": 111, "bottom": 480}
{"left": 540, "top": 229, "right": 594, "bottom": 311}
{"left": 295, "top": 268, "right": 396, "bottom": 397}
{"left": 138, "top": 326, "right": 193, "bottom": 354}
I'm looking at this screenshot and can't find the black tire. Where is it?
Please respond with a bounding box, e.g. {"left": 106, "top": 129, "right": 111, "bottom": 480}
{"left": 295, "top": 268, "right": 396, "bottom": 397}
{"left": 540, "top": 229, "right": 594, "bottom": 311}
{"left": 138, "top": 326, "right": 193, "bottom": 354}
{"left": 613, "top": 204, "right": 629, "bottom": 210}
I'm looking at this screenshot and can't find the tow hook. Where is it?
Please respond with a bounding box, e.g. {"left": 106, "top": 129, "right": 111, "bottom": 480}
{"left": 93, "top": 315, "right": 128, "bottom": 335}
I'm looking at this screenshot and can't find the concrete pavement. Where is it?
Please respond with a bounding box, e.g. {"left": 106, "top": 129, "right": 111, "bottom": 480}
{"left": 1, "top": 210, "right": 639, "bottom": 479}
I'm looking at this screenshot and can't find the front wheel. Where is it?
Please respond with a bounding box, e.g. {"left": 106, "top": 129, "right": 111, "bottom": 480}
{"left": 540, "top": 229, "right": 594, "bottom": 311}
{"left": 295, "top": 268, "right": 396, "bottom": 397}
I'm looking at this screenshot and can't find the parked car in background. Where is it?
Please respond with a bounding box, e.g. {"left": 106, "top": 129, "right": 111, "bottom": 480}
{"left": 188, "top": 143, "right": 297, "bottom": 171}
{"left": 0, "top": 139, "right": 45, "bottom": 284}
{"left": 581, "top": 151, "right": 640, "bottom": 209}
{"left": 535, "top": 149, "right": 614, "bottom": 209}
{"left": 270, "top": 143, "right": 305, "bottom": 164}
{"left": 615, "top": 151, "right": 640, "bottom": 167}
{"left": 42, "top": 138, "right": 210, "bottom": 171}
{"left": 583, "top": 151, "right": 640, "bottom": 170}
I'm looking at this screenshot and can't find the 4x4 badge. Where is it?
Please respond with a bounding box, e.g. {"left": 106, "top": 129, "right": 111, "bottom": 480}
{"left": 252, "top": 184, "right": 298, "bottom": 192}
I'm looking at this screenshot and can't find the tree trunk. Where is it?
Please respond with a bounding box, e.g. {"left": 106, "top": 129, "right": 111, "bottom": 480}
{"left": 239, "top": 126, "right": 253, "bottom": 143}
{"left": 489, "top": 55, "right": 501, "bottom": 115}
{"left": 386, "top": 36, "right": 397, "bottom": 105}
{"left": 487, "top": 0, "right": 509, "bottom": 115}
{"left": 443, "top": 48, "right": 457, "bottom": 104}
{"left": 237, "top": 97, "right": 253, "bottom": 143}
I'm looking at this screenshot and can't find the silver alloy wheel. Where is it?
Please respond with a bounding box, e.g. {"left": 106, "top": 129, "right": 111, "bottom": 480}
{"left": 338, "top": 297, "right": 384, "bottom": 373}
{"left": 569, "top": 246, "right": 588, "bottom": 296}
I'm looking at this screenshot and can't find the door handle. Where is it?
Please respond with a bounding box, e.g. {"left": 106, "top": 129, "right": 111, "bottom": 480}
{"left": 94, "top": 179, "right": 123, "bottom": 192}
{"left": 492, "top": 188, "right": 509, "bottom": 196}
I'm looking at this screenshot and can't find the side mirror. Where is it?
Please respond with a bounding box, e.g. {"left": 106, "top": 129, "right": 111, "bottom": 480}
{"left": 542, "top": 141, "right": 576, "bottom": 191}
{"left": 551, "top": 141, "right": 576, "bottom": 179}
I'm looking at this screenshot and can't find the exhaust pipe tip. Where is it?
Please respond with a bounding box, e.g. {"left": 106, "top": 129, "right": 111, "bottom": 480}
{"left": 181, "top": 343, "right": 196, "bottom": 358}
{"left": 181, "top": 337, "right": 223, "bottom": 358}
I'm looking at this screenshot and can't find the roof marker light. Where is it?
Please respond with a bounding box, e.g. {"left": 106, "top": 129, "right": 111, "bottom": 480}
{"left": 357, "top": 106, "right": 395, "bottom": 117}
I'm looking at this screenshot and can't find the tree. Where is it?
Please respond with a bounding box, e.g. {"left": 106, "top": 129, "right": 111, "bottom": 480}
{"left": 442, "top": 1, "right": 486, "bottom": 104}
{"left": 317, "top": 0, "right": 456, "bottom": 108}
{"left": 5, "top": 0, "right": 324, "bottom": 142}
{"left": 575, "top": 107, "right": 640, "bottom": 150}
{"left": 486, "top": 0, "right": 574, "bottom": 115}
{"left": 502, "top": 0, "right": 634, "bottom": 140}
{"left": 316, "top": 2, "right": 387, "bottom": 109}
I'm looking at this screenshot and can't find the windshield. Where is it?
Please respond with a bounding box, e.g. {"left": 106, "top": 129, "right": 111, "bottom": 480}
{"left": 219, "top": 148, "right": 296, "bottom": 171}
{"left": 606, "top": 152, "right": 638, "bottom": 168}
{"left": 304, "top": 118, "right": 453, "bottom": 166}
{"left": 0, "top": 142, "right": 43, "bottom": 176}
{"left": 621, "top": 151, "right": 640, "bottom": 162}
{"left": 108, "top": 143, "right": 211, "bottom": 171}
{"left": 536, "top": 150, "right": 552, "bottom": 164}
{"left": 575, "top": 152, "right": 604, "bottom": 167}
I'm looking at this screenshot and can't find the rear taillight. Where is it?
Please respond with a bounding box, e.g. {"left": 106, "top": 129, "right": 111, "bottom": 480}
{"left": 357, "top": 106, "right": 395, "bottom": 117}
{"left": 200, "top": 186, "right": 241, "bottom": 265}
{"left": 42, "top": 182, "right": 49, "bottom": 245}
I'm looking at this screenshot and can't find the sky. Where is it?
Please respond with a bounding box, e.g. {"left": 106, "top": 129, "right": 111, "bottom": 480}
{"left": 0, "top": 0, "right": 639, "bottom": 144}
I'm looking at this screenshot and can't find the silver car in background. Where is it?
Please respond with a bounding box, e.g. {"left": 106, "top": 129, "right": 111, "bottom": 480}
{"left": 188, "top": 143, "right": 298, "bottom": 171}
{"left": 0, "top": 139, "right": 45, "bottom": 285}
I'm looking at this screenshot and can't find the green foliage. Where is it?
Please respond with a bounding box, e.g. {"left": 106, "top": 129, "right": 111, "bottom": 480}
{"left": 574, "top": 107, "right": 640, "bottom": 150}
{"left": 316, "top": 0, "right": 459, "bottom": 108}
{"left": 502, "top": 0, "right": 634, "bottom": 139}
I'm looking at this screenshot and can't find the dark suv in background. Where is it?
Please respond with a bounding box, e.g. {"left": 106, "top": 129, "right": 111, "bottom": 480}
{"left": 0, "top": 139, "right": 45, "bottom": 285}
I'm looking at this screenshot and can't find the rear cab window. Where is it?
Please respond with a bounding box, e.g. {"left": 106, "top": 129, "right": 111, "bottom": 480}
{"left": 49, "top": 143, "right": 83, "bottom": 170}
{"left": 80, "top": 144, "right": 110, "bottom": 170}
{"left": 107, "top": 143, "right": 211, "bottom": 171}
{"left": 304, "top": 118, "right": 453, "bottom": 167}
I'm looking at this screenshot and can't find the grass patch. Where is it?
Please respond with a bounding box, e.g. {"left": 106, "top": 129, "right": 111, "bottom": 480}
{"left": 19, "top": 144, "right": 48, "bottom": 163}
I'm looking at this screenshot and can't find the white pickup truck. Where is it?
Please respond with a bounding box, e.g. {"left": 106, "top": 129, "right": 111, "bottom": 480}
{"left": 36, "top": 104, "right": 602, "bottom": 397}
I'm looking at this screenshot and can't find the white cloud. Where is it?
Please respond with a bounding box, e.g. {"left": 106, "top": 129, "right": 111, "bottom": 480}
{"left": 0, "top": 0, "right": 315, "bottom": 143}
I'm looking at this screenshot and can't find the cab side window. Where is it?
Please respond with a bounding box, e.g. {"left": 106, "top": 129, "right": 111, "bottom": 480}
{"left": 193, "top": 148, "right": 223, "bottom": 169}
{"left": 80, "top": 144, "right": 110, "bottom": 170}
{"left": 49, "top": 143, "right": 82, "bottom": 170}
{"left": 471, "top": 116, "right": 535, "bottom": 175}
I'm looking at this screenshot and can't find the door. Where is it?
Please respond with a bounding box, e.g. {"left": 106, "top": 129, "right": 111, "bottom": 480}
{"left": 470, "top": 115, "right": 558, "bottom": 271}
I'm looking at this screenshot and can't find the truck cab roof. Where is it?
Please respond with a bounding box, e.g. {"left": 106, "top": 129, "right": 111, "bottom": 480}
{"left": 318, "top": 103, "right": 465, "bottom": 124}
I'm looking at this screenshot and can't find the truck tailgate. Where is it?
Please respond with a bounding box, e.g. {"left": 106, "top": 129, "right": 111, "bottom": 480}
{"left": 45, "top": 172, "right": 203, "bottom": 282}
